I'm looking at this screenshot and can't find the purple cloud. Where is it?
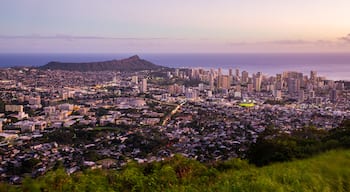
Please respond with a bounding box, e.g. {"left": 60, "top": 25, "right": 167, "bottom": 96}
{"left": 269, "top": 40, "right": 313, "bottom": 45}
{"left": 227, "top": 40, "right": 319, "bottom": 47}
{"left": 339, "top": 33, "right": 350, "bottom": 42}
{"left": 0, "top": 34, "right": 169, "bottom": 41}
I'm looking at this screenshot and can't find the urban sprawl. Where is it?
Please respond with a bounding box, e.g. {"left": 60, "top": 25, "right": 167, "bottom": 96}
{"left": 0, "top": 66, "right": 349, "bottom": 183}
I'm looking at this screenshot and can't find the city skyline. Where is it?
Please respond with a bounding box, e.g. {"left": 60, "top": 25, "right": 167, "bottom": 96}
{"left": 1, "top": 0, "right": 350, "bottom": 53}
{"left": 0, "top": 1, "right": 349, "bottom": 188}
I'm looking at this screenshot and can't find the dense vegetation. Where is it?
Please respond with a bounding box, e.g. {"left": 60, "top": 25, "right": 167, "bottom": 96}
{"left": 247, "top": 120, "right": 350, "bottom": 166}
{"left": 0, "top": 150, "right": 349, "bottom": 191}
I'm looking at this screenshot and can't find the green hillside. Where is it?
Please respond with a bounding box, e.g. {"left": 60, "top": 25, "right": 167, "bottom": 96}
{"left": 1, "top": 149, "right": 350, "bottom": 192}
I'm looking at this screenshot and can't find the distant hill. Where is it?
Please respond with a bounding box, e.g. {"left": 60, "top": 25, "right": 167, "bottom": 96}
{"left": 38, "top": 55, "right": 165, "bottom": 72}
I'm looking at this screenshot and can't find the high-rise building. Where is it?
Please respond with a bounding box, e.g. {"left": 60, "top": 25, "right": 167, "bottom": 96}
{"left": 131, "top": 76, "right": 138, "bottom": 84}
{"left": 276, "top": 74, "right": 283, "bottom": 90}
{"left": 330, "top": 89, "right": 338, "bottom": 103}
{"left": 175, "top": 68, "right": 180, "bottom": 77}
{"left": 253, "top": 77, "right": 261, "bottom": 92}
{"left": 218, "top": 75, "right": 230, "bottom": 89}
{"left": 210, "top": 68, "right": 215, "bottom": 76}
{"left": 209, "top": 74, "right": 215, "bottom": 91}
{"left": 325, "top": 80, "right": 335, "bottom": 89}
{"left": 287, "top": 78, "right": 294, "bottom": 95}
{"left": 298, "top": 90, "right": 305, "bottom": 103}
{"left": 309, "top": 90, "right": 315, "bottom": 99}
{"left": 218, "top": 68, "right": 222, "bottom": 76}
{"left": 185, "top": 88, "right": 198, "bottom": 100}
{"left": 235, "top": 84, "right": 241, "bottom": 92}
{"left": 235, "top": 68, "right": 240, "bottom": 78}
{"left": 247, "top": 83, "right": 254, "bottom": 93}
{"left": 191, "top": 68, "right": 200, "bottom": 79}
{"left": 253, "top": 72, "right": 262, "bottom": 92}
{"left": 283, "top": 71, "right": 303, "bottom": 79}
{"left": 141, "top": 78, "right": 147, "bottom": 93}
{"left": 273, "top": 90, "right": 282, "bottom": 100}
{"left": 241, "top": 71, "right": 249, "bottom": 83}
{"left": 276, "top": 81, "right": 283, "bottom": 90}
{"left": 267, "top": 84, "right": 275, "bottom": 91}
{"left": 288, "top": 78, "right": 300, "bottom": 96}
{"left": 300, "top": 75, "right": 307, "bottom": 88}
{"left": 310, "top": 71, "right": 317, "bottom": 81}
{"left": 228, "top": 68, "right": 233, "bottom": 76}
{"left": 198, "top": 83, "right": 205, "bottom": 91}
{"left": 169, "top": 84, "right": 183, "bottom": 95}
{"left": 336, "top": 82, "right": 345, "bottom": 90}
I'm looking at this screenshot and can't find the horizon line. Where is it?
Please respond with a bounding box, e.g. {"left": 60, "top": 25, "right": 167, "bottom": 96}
{"left": 1, "top": 51, "right": 350, "bottom": 55}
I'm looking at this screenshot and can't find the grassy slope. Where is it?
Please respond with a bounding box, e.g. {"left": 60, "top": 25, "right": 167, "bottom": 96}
{"left": 1, "top": 150, "right": 350, "bottom": 192}
{"left": 213, "top": 150, "right": 350, "bottom": 191}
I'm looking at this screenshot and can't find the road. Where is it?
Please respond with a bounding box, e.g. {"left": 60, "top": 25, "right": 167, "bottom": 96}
{"left": 161, "top": 100, "right": 186, "bottom": 126}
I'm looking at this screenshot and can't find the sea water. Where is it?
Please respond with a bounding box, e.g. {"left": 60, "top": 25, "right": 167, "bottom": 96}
{"left": 0, "top": 53, "right": 349, "bottom": 80}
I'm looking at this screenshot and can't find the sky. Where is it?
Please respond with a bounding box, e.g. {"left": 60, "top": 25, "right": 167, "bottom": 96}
{"left": 1, "top": 0, "right": 350, "bottom": 53}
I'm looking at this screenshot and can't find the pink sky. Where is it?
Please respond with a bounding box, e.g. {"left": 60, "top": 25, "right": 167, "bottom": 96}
{"left": 1, "top": 0, "right": 350, "bottom": 53}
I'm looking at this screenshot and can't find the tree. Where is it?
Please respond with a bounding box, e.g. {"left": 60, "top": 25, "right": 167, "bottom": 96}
{"left": 247, "top": 135, "right": 298, "bottom": 166}
{"left": 21, "top": 158, "right": 40, "bottom": 173}
{"left": 0, "top": 99, "right": 5, "bottom": 113}
{"left": 21, "top": 177, "right": 41, "bottom": 192}
{"left": 96, "top": 107, "right": 109, "bottom": 117}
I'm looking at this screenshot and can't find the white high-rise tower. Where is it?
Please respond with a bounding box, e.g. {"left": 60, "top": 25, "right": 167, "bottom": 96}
{"left": 141, "top": 78, "right": 147, "bottom": 93}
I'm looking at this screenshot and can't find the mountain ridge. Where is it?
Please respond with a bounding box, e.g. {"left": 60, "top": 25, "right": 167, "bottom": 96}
{"left": 38, "top": 55, "right": 165, "bottom": 72}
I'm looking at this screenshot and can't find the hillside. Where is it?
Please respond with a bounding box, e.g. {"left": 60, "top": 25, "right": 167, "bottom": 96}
{"left": 38, "top": 55, "right": 165, "bottom": 72}
{"left": 2, "top": 149, "right": 350, "bottom": 191}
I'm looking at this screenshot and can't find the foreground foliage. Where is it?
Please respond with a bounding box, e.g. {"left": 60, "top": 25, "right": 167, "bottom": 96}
{"left": 1, "top": 149, "right": 350, "bottom": 192}
{"left": 248, "top": 119, "right": 350, "bottom": 166}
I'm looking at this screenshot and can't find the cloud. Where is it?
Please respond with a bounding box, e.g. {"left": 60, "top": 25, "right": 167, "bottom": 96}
{"left": 226, "top": 37, "right": 340, "bottom": 48}
{"left": 226, "top": 41, "right": 249, "bottom": 46}
{"left": 227, "top": 39, "right": 323, "bottom": 47}
{"left": 1, "top": 34, "right": 347, "bottom": 46}
{"left": 1, "top": 33, "right": 350, "bottom": 53}
{"left": 0, "top": 34, "right": 169, "bottom": 41}
{"left": 339, "top": 33, "right": 350, "bottom": 43}
{"left": 268, "top": 40, "right": 314, "bottom": 45}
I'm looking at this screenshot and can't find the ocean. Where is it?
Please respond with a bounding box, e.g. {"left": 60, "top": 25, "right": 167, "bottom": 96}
{"left": 0, "top": 53, "right": 349, "bottom": 81}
